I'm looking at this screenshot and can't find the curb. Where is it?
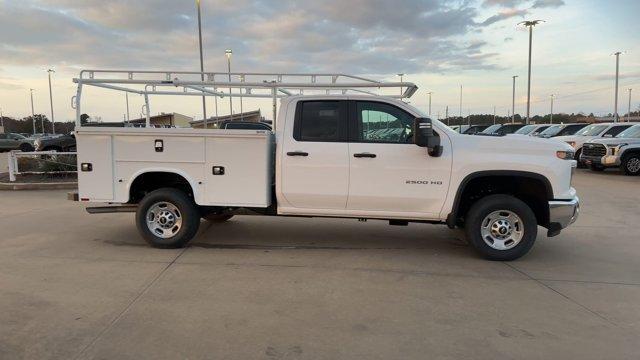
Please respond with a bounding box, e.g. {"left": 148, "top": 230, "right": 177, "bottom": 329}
{"left": 0, "top": 181, "right": 78, "bottom": 191}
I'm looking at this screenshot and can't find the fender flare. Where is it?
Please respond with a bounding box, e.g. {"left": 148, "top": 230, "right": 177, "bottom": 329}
{"left": 126, "top": 168, "right": 201, "bottom": 204}
{"left": 445, "top": 170, "right": 554, "bottom": 228}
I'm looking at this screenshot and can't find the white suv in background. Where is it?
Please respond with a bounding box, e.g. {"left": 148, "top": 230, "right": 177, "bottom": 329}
{"left": 555, "top": 122, "right": 636, "bottom": 166}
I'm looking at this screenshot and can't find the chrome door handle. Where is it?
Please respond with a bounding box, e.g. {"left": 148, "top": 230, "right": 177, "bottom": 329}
{"left": 353, "top": 153, "right": 376, "bottom": 158}
{"left": 287, "top": 151, "right": 309, "bottom": 156}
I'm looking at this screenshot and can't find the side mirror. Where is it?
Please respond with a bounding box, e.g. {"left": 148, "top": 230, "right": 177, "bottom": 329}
{"left": 413, "top": 118, "right": 443, "bottom": 157}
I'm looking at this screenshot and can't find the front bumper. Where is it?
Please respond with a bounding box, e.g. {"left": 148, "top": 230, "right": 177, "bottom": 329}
{"left": 580, "top": 154, "right": 604, "bottom": 166}
{"left": 547, "top": 196, "right": 580, "bottom": 237}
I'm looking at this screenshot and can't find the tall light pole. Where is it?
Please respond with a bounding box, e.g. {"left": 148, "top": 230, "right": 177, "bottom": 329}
{"left": 29, "top": 88, "right": 36, "bottom": 135}
{"left": 493, "top": 106, "right": 496, "bottom": 124}
{"left": 239, "top": 74, "right": 244, "bottom": 120}
{"left": 459, "top": 85, "right": 463, "bottom": 119}
{"left": 426, "top": 91, "right": 432, "bottom": 117}
{"left": 47, "top": 69, "right": 55, "bottom": 134}
{"left": 511, "top": 75, "right": 518, "bottom": 123}
{"left": 196, "top": 0, "right": 207, "bottom": 126}
{"left": 397, "top": 74, "right": 405, "bottom": 98}
{"left": 612, "top": 51, "right": 624, "bottom": 122}
{"left": 226, "top": 49, "right": 233, "bottom": 116}
{"left": 125, "top": 92, "right": 130, "bottom": 124}
{"left": 549, "top": 94, "right": 556, "bottom": 124}
{"left": 628, "top": 88, "right": 633, "bottom": 121}
{"left": 519, "top": 20, "right": 544, "bottom": 124}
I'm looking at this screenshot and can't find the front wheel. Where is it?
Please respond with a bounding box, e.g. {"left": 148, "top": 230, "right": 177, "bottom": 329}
{"left": 622, "top": 154, "right": 640, "bottom": 176}
{"left": 19, "top": 143, "right": 34, "bottom": 152}
{"left": 465, "top": 195, "right": 538, "bottom": 261}
{"left": 135, "top": 188, "right": 200, "bottom": 248}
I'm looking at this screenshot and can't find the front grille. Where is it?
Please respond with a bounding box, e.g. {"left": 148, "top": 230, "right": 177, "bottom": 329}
{"left": 582, "top": 143, "right": 607, "bottom": 157}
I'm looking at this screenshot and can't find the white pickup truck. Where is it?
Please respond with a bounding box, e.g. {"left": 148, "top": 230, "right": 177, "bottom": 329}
{"left": 72, "top": 70, "right": 579, "bottom": 261}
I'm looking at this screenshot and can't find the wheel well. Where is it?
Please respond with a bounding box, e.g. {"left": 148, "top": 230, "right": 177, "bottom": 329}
{"left": 129, "top": 172, "right": 194, "bottom": 204}
{"left": 450, "top": 174, "right": 551, "bottom": 227}
{"left": 622, "top": 150, "right": 640, "bottom": 161}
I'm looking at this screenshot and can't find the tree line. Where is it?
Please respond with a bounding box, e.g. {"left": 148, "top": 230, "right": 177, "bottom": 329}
{"left": 1, "top": 115, "right": 76, "bottom": 135}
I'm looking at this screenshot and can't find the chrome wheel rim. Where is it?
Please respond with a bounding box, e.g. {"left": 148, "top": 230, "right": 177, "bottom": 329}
{"left": 146, "top": 202, "right": 182, "bottom": 239}
{"left": 480, "top": 210, "right": 524, "bottom": 250}
{"left": 627, "top": 158, "right": 640, "bottom": 173}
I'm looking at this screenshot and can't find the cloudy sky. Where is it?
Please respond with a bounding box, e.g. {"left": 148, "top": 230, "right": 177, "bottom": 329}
{"left": 1, "top": 0, "right": 639, "bottom": 123}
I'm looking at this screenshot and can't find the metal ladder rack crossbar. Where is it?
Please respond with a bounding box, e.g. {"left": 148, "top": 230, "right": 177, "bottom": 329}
{"left": 72, "top": 70, "right": 419, "bottom": 128}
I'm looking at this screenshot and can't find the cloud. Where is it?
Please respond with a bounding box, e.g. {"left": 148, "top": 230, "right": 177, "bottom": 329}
{"left": 531, "top": 0, "right": 565, "bottom": 8}
{"left": 0, "top": 0, "right": 502, "bottom": 75}
{"left": 481, "top": 8, "right": 528, "bottom": 26}
{"left": 0, "top": 81, "right": 24, "bottom": 91}
{"left": 482, "top": 0, "right": 527, "bottom": 7}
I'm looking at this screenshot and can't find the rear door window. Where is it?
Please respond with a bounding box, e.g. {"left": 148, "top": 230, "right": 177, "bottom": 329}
{"left": 294, "top": 101, "right": 347, "bottom": 142}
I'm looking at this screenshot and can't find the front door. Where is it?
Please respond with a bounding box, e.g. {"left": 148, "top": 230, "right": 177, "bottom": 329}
{"left": 280, "top": 100, "right": 350, "bottom": 209}
{"left": 346, "top": 100, "right": 450, "bottom": 216}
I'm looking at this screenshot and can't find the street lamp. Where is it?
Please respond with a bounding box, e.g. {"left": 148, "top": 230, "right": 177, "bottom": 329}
{"left": 612, "top": 51, "right": 625, "bottom": 122}
{"left": 47, "top": 69, "right": 55, "bottom": 134}
{"left": 518, "top": 20, "right": 545, "bottom": 124}
{"left": 549, "top": 94, "right": 556, "bottom": 124}
{"left": 29, "top": 88, "right": 36, "bottom": 135}
{"left": 511, "top": 75, "right": 518, "bottom": 123}
{"left": 226, "top": 49, "right": 233, "bottom": 115}
{"left": 628, "top": 88, "right": 633, "bottom": 122}
{"left": 426, "top": 92, "right": 432, "bottom": 117}
{"left": 397, "top": 73, "right": 404, "bottom": 98}
{"left": 196, "top": 0, "right": 207, "bottom": 126}
{"left": 459, "top": 85, "right": 463, "bottom": 119}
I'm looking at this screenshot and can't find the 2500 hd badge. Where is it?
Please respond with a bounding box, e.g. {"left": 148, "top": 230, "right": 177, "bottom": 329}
{"left": 406, "top": 180, "right": 443, "bottom": 185}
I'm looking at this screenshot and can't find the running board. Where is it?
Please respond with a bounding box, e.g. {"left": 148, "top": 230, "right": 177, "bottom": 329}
{"left": 86, "top": 205, "right": 138, "bottom": 214}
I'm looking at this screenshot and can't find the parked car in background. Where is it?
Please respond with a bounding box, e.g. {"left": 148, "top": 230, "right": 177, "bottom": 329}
{"left": 218, "top": 121, "right": 272, "bottom": 130}
{"left": 477, "top": 123, "right": 525, "bottom": 136}
{"left": 581, "top": 125, "right": 640, "bottom": 172}
{"left": 0, "top": 133, "right": 35, "bottom": 152}
{"left": 34, "top": 133, "right": 76, "bottom": 152}
{"left": 535, "top": 123, "right": 588, "bottom": 138}
{"left": 462, "top": 125, "right": 489, "bottom": 135}
{"left": 603, "top": 142, "right": 640, "bottom": 176}
{"left": 554, "top": 123, "right": 636, "bottom": 165}
{"left": 513, "top": 124, "right": 551, "bottom": 136}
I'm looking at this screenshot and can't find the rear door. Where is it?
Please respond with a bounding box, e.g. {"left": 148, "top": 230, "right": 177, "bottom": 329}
{"left": 346, "top": 100, "right": 450, "bottom": 216}
{"left": 280, "top": 100, "right": 350, "bottom": 209}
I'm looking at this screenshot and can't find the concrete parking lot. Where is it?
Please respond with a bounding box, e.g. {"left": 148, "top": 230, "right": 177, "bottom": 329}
{"left": 0, "top": 169, "right": 638, "bottom": 359}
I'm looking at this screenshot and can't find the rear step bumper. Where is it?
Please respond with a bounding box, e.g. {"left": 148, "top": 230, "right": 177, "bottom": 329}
{"left": 86, "top": 205, "right": 138, "bottom": 214}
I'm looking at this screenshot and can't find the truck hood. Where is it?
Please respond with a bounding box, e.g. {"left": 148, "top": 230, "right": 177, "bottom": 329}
{"left": 587, "top": 137, "right": 640, "bottom": 146}
{"left": 456, "top": 132, "right": 573, "bottom": 154}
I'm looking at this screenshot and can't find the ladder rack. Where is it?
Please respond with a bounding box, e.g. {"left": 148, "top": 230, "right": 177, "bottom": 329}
{"left": 72, "top": 70, "right": 418, "bottom": 128}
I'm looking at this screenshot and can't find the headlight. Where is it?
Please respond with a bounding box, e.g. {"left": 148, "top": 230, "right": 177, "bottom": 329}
{"left": 34, "top": 139, "right": 42, "bottom": 149}
{"left": 566, "top": 141, "right": 576, "bottom": 148}
{"left": 613, "top": 143, "right": 628, "bottom": 156}
{"left": 556, "top": 150, "right": 575, "bottom": 160}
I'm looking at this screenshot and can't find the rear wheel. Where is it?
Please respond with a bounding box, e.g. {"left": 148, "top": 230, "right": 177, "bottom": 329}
{"left": 19, "top": 143, "right": 34, "bottom": 152}
{"left": 622, "top": 154, "right": 640, "bottom": 176}
{"left": 464, "top": 194, "right": 538, "bottom": 261}
{"left": 135, "top": 188, "right": 200, "bottom": 248}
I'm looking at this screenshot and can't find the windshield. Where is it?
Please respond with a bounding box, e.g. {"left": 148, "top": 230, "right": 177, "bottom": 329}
{"left": 539, "top": 125, "right": 562, "bottom": 137}
{"left": 616, "top": 125, "right": 640, "bottom": 138}
{"left": 514, "top": 125, "right": 536, "bottom": 135}
{"left": 575, "top": 124, "right": 607, "bottom": 136}
{"left": 481, "top": 124, "right": 502, "bottom": 134}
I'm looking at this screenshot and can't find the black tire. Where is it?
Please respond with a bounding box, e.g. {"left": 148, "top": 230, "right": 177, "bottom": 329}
{"left": 202, "top": 213, "right": 234, "bottom": 222}
{"left": 19, "top": 143, "right": 34, "bottom": 152}
{"left": 575, "top": 149, "right": 587, "bottom": 168}
{"left": 621, "top": 154, "right": 640, "bottom": 176}
{"left": 135, "top": 188, "right": 200, "bottom": 248}
{"left": 589, "top": 164, "right": 605, "bottom": 172}
{"left": 464, "top": 194, "right": 538, "bottom": 261}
